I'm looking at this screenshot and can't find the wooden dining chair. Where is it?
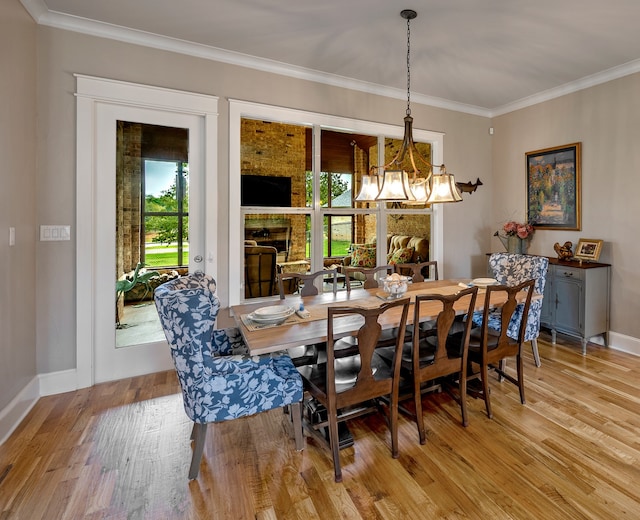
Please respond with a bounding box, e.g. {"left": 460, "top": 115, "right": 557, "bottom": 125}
{"left": 344, "top": 265, "right": 393, "bottom": 290}
{"left": 393, "top": 260, "right": 441, "bottom": 340}
{"left": 410, "top": 287, "right": 478, "bottom": 442}
{"left": 393, "top": 260, "right": 439, "bottom": 282}
{"left": 278, "top": 269, "right": 339, "bottom": 367}
{"left": 277, "top": 268, "right": 338, "bottom": 299}
{"left": 297, "top": 297, "right": 410, "bottom": 482}
{"left": 376, "top": 286, "right": 478, "bottom": 442}
{"left": 467, "top": 279, "right": 535, "bottom": 419}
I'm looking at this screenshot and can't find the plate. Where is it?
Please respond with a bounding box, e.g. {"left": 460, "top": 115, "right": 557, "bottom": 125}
{"left": 248, "top": 306, "right": 295, "bottom": 324}
{"left": 253, "top": 305, "right": 294, "bottom": 318}
{"left": 472, "top": 277, "right": 498, "bottom": 287}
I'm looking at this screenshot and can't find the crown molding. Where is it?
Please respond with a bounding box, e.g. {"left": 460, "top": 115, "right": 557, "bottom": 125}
{"left": 22, "top": 1, "right": 640, "bottom": 119}
{"left": 490, "top": 58, "right": 640, "bottom": 117}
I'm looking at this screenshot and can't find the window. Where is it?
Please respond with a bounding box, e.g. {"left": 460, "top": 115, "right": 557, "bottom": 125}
{"left": 229, "top": 101, "right": 444, "bottom": 304}
{"left": 142, "top": 159, "right": 189, "bottom": 267}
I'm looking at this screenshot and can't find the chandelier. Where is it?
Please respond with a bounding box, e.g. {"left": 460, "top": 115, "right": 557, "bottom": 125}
{"left": 355, "top": 9, "right": 462, "bottom": 204}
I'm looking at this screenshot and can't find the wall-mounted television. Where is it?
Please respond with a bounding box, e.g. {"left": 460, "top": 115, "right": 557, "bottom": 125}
{"left": 241, "top": 175, "right": 292, "bottom": 207}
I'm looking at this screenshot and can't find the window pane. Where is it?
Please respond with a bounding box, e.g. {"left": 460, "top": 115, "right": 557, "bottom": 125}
{"left": 244, "top": 213, "right": 310, "bottom": 299}
{"left": 240, "top": 119, "right": 309, "bottom": 209}
{"left": 320, "top": 129, "right": 378, "bottom": 210}
{"left": 323, "top": 215, "right": 353, "bottom": 257}
{"left": 144, "top": 216, "right": 189, "bottom": 267}
{"left": 386, "top": 213, "right": 431, "bottom": 262}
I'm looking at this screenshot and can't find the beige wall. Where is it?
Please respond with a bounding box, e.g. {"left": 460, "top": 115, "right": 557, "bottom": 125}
{"left": 0, "top": 0, "right": 37, "bottom": 408}
{"left": 491, "top": 73, "right": 640, "bottom": 339}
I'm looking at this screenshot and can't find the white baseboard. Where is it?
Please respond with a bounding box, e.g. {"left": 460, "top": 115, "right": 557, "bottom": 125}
{"left": 39, "top": 369, "right": 79, "bottom": 396}
{"left": 0, "top": 377, "right": 40, "bottom": 445}
{"left": 609, "top": 331, "right": 640, "bottom": 357}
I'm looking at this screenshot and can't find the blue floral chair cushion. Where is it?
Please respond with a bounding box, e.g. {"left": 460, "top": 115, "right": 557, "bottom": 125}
{"left": 154, "top": 272, "right": 303, "bottom": 424}
{"left": 472, "top": 253, "right": 549, "bottom": 342}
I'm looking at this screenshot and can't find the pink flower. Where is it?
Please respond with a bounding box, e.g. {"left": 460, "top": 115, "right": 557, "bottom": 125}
{"left": 516, "top": 225, "right": 530, "bottom": 239}
{"left": 500, "top": 221, "right": 534, "bottom": 239}
{"left": 503, "top": 221, "right": 518, "bottom": 235}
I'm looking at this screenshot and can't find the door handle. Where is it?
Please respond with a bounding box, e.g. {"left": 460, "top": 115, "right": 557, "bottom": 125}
{"left": 194, "top": 255, "right": 203, "bottom": 263}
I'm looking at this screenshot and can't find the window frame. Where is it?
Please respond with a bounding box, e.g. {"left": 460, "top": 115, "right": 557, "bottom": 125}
{"left": 228, "top": 100, "right": 444, "bottom": 305}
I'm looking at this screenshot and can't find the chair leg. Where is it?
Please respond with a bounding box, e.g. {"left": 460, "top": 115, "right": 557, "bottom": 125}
{"left": 327, "top": 407, "right": 342, "bottom": 483}
{"left": 517, "top": 354, "right": 526, "bottom": 404}
{"left": 531, "top": 338, "right": 541, "bottom": 367}
{"left": 189, "top": 422, "right": 208, "bottom": 480}
{"left": 389, "top": 392, "right": 399, "bottom": 458}
{"left": 458, "top": 367, "right": 469, "bottom": 427}
{"left": 480, "top": 363, "right": 493, "bottom": 419}
{"left": 290, "top": 401, "right": 305, "bottom": 451}
{"left": 414, "top": 375, "right": 427, "bottom": 445}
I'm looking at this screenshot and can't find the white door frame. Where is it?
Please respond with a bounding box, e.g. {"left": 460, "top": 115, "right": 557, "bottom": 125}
{"left": 75, "top": 75, "right": 218, "bottom": 388}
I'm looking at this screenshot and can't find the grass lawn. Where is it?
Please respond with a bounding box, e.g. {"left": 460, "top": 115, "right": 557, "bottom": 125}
{"left": 145, "top": 244, "right": 189, "bottom": 267}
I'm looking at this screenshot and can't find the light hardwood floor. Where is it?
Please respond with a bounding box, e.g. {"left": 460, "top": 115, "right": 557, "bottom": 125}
{"left": 2, "top": 332, "right": 640, "bottom": 519}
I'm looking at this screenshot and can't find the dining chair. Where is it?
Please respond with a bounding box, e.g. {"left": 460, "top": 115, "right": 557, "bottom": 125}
{"left": 377, "top": 286, "right": 478, "bottom": 443}
{"left": 297, "top": 297, "right": 410, "bottom": 482}
{"left": 278, "top": 268, "right": 338, "bottom": 299}
{"left": 278, "top": 269, "right": 338, "bottom": 367}
{"left": 154, "top": 272, "right": 304, "bottom": 479}
{"left": 344, "top": 265, "right": 393, "bottom": 290}
{"left": 394, "top": 260, "right": 441, "bottom": 339}
{"left": 481, "top": 253, "right": 549, "bottom": 367}
{"left": 393, "top": 260, "right": 439, "bottom": 282}
{"left": 467, "top": 279, "right": 535, "bottom": 419}
{"left": 244, "top": 245, "right": 278, "bottom": 298}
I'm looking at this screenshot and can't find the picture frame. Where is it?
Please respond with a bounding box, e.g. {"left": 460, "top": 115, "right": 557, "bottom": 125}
{"left": 574, "top": 238, "right": 603, "bottom": 262}
{"left": 526, "top": 142, "right": 581, "bottom": 230}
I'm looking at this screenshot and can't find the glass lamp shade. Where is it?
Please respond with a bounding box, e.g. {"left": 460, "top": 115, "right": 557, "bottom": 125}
{"left": 375, "top": 170, "right": 416, "bottom": 202}
{"left": 425, "top": 172, "right": 463, "bottom": 203}
{"left": 406, "top": 177, "right": 430, "bottom": 204}
{"left": 354, "top": 174, "right": 380, "bottom": 202}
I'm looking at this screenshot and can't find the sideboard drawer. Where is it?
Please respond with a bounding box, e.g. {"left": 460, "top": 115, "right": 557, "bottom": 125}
{"left": 555, "top": 266, "right": 584, "bottom": 281}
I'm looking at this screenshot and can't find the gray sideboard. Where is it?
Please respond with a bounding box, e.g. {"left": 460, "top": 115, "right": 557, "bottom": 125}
{"left": 540, "top": 258, "right": 610, "bottom": 355}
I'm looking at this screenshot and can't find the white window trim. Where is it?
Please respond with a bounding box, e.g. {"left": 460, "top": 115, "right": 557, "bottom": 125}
{"left": 228, "top": 99, "right": 444, "bottom": 305}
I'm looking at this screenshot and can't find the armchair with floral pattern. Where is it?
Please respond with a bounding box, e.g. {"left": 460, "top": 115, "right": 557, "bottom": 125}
{"left": 154, "top": 272, "right": 304, "bottom": 479}
{"left": 472, "top": 253, "right": 549, "bottom": 367}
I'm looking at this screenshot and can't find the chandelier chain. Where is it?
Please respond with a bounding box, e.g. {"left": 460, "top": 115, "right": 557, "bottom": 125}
{"left": 406, "top": 14, "right": 411, "bottom": 117}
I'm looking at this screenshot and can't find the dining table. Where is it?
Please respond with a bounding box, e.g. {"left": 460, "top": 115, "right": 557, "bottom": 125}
{"left": 230, "top": 279, "right": 539, "bottom": 356}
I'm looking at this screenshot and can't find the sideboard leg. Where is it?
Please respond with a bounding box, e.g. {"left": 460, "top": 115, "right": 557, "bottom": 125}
{"left": 581, "top": 338, "right": 587, "bottom": 355}
{"left": 551, "top": 329, "right": 557, "bottom": 344}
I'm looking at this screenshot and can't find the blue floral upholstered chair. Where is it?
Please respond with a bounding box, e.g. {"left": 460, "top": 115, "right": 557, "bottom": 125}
{"left": 154, "top": 272, "right": 304, "bottom": 479}
{"left": 473, "top": 253, "right": 549, "bottom": 367}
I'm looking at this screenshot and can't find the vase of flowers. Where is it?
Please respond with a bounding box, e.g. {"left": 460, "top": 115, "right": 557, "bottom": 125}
{"left": 494, "top": 221, "right": 534, "bottom": 254}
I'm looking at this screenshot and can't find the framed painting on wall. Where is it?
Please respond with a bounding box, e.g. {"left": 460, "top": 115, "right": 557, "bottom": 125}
{"left": 526, "top": 142, "right": 581, "bottom": 230}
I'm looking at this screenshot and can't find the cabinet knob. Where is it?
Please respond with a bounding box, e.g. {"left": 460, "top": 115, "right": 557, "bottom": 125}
{"left": 562, "top": 271, "right": 573, "bottom": 277}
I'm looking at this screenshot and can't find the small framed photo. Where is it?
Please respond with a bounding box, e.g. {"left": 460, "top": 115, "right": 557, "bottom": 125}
{"left": 574, "top": 238, "right": 603, "bottom": 262}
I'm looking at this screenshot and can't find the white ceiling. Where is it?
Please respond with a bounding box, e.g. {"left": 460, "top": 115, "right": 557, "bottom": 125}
{"left": 22, "top": 0, "right": 640, "bottom": 116}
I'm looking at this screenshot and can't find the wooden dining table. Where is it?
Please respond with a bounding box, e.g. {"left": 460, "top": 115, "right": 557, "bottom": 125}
{"left": 231, "top": 279, "right": 538, "bottom": 356}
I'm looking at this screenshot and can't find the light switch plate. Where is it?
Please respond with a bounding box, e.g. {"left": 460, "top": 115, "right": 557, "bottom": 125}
{"left": 9, "top": 227, "right": 15, "bottom": 246}
{"left": 40, "top": 225, "right": 71, "bottom": 241}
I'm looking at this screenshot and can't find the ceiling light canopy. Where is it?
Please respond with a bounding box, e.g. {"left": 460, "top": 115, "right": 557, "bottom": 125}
{"left": 355, "top": 9, "right": 463, "bottom": 204}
